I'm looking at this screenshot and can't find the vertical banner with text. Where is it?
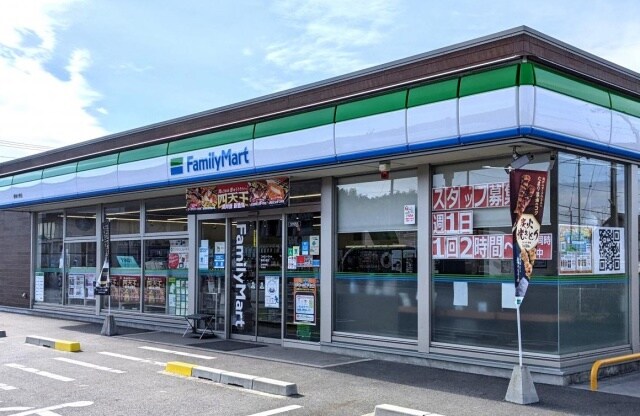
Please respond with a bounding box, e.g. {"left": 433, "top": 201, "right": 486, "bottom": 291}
{"left": 510, "top": 169, "right": 547, "bottom": 300}
{"left": 95, "top": 220, "right": 111, "bottom": 296}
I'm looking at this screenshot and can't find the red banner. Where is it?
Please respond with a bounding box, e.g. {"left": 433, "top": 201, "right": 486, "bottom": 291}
{"left": 510, "top": 169, "right": 548, "bottom": 299}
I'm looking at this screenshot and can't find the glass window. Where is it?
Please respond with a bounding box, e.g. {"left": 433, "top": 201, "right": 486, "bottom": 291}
{"left": 335, "top": 173, "right": 418, "bottom": 339}
{"left": 557, "top": 154, "right": 627, "bottom": 353}
{"left": 65, "top": 206, "right": 97, "bottom": 237}
{"left": 431, "top": 155, "right": 556, "bottom": 352}
{"left": 198, "top": 219, "right": 226, "bottom": 329}
{"left": 289, "top": 179, "right": 321, "bottom": 205}
{"left": 143, "top": 238, "right": 189, "bottom": 315}
{"left": 65, "top": 242, "right": 97, "bottom": 306}
{"left": 105, "top": 202, "right": 140, "bottom": 235}
{"left": 36, "top": 212, "right": 63, "bottom": 304}
{"left": 286, "top": 212, "right": 321, "bottom": 342}
{"left": 107, "top": 240, "right": 141, "bottom": 311}
{"left": 145, "top": 196, "right": 188, "bottom": 233}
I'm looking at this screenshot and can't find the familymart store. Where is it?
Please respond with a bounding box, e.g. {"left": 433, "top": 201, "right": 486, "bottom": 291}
{"left": 1, "top": 27, "right": 639, "bottom": 383}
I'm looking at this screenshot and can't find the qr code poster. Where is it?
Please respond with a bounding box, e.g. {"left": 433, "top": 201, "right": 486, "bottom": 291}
{"left": 592, "top": 227, "right": 625, "bottom": 274}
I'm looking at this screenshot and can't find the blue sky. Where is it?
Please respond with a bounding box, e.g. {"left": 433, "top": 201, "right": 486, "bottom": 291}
{"left": 1, "top": 0, "right": 639, "bottom": 162}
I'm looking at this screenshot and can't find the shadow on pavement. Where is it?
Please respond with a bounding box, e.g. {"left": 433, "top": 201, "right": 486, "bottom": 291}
{"left": 329, "top": 360, "right": 640, "bottom": 416}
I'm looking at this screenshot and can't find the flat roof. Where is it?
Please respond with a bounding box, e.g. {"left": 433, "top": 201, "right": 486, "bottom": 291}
{"left": 1, "top": 26, "right": 639, "bottom": 176}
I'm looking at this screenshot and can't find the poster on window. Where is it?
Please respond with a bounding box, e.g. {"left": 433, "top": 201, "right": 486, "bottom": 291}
{"left": 145, "top": 275, "right": 166, "bottom": 306}
{"left": 559, "top": 225, "right": 625, "bottom": 275}
{"left": 432, "top": 233, "right": 552, "bottom": 260}
{"left": 432, "top": 182, "right": 510, "bottom": 211}
{"left": 263, "top": 275, "right": 280, "bottom": 308}
{"left": 186, "top": 177, "right": 289, "bottom": 212}
{"left": 169, "top": 239, "right": 188, "bottom": 269}
{"left": 293, "top": 277, "right": 317, "bottom": 325}
{"left": 510, "top": 169, "right": 548, "bottom": 299}
{"left": 67, "top": 274, "right": 85, "bottom": 299}
{"left": 84, "top": 273, "right": 96, "bottom": 299}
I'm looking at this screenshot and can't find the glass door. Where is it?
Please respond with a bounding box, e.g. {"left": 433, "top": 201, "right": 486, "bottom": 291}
{"left": 231, "top": 217, "right": 283, "bottom": 341}
{"left": 197, "top": 217, "right": 227, "bottom": 331}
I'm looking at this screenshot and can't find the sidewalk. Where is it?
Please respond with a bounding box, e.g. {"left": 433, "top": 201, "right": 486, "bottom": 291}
{"left": 2, "top": 311, "right": 640, "bottom": 415}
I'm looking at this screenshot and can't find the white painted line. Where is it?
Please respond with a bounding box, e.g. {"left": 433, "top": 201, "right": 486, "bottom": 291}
{"left": 53, "top": 357, "right": 126, "bottom": 374}
{"left": 138, "top": 346, "right": 215, "bottom": 360}
{"left": 0, "top": 383, "right": 17, "bottom": 391}
{"left": 0, "top": 406, "right": 32, "bottom": 412}
{"left": 246, "top": 405, "right": 303, "bottom": 416}
{"left": 6, "top": 401, "right": 92, "bottom": 416}
{"left": 4, "top": 364, "right": 74, "bottom": 382}
{"left": 98, "top": 352, "right": 165, "bottom": 366}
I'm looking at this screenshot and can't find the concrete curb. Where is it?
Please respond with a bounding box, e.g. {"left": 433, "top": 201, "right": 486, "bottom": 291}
{"left": 25, "top": 335, "right": 81, "bottom": 352}
{"left": 165, "top": 361, "right": 298, "bottom": 396}
{"left": 374, "top": 404, "right": 443, "bottom": 416}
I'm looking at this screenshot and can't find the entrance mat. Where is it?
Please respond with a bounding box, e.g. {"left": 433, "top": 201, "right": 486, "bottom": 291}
{"left": 60, "top": 323, "right": 153, "bottom": 336}
{"left": 189, "top": 340, "right": 267, "bottom": 351}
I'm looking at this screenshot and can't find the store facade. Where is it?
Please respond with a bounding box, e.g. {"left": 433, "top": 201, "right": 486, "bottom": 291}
{"left": 1, "top": 27, "right": 639, "bottom": 384}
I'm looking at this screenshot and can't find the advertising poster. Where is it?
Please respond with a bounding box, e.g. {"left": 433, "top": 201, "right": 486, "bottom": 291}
{"left": 293, "top": 277, "right": 317, "bottom": 325}
{"left": 68, "top": 274, "right": 85, "bottom": 299}
{"left": 309, "top": 235, "right": 320, "bottom": 255}
{"left": 145, "top": 275, "right": 166, "bottom": 305}
{"left": 112, "top": 275, "right": 140, "bottom": 303}
{"left": 264, "top": 275, "right": 280, "bottom": 308}
{"left": 559, "top": 225, "right": 593, "bottom": 274}
{"left": 169, "top": 239, "right": 188, "bottom": 269}
{"left": 510, "top": 169, "right": 548, "bottom": 299}
{"left": 186, "top": 177, "right": 289, "bottom": 212}
{"left": 84, "top": 273, "right": 96, "bottom": 299}
{"left": 559, "top": 225, "right": 625, "bottom": 275}
{"left": 35, "top": 272, "right": 45, "bottom": 302}
{"left": 214, "top": 242, "right": 225, "bottom": 269}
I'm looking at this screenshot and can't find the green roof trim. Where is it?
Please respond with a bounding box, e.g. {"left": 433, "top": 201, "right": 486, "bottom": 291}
{"left": 611, "top": 93, "right": 640, "bottom": 118}
{"left": 0, "top": 176, "right": 12, "bottom": 187}
{"left": 335, "top": 90, "right": 407, "bottom": 123}
{"left": 407, "top": 78, "right": 458, "bottom": 108}
{"left": 459, "top": 65, "right": 519, "bottom": 97}
{"left": 118, "top": 143, "right": 168, "bottom": 164}
{"left": 76, "top": 154, "right": 119, "bottom": 172}
{"left": 12, "top": 170, "right": 43, "bottom": 184}
{"left": 168, "top": 125, "right": 254, "bottom": 154}
{"left": 42, "top": 163, "right": 78, "bottom": 179}
{"left": 254, "top": 107, "right": 335, "bottom": 138}
{"left": 518, "top": 63, "right": 535, "bottom": 85}
{"left": 533, "top": 65, "right": 610, "bottom": 108}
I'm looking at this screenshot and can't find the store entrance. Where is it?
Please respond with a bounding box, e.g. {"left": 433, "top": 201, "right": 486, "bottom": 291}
{"left": 231, "top": 217, "right": 283, "bottom": 342}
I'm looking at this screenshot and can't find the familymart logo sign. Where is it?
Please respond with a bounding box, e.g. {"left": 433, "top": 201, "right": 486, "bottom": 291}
{"left": 170, "top": 145, "right": 252, "bottom": 177}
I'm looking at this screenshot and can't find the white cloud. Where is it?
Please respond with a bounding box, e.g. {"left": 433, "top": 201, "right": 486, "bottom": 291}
{"left": 0, "top": 0, "right": 108, "bottom": 159}
{"left": 265, "top": 0, "right": 399, "bottom": 75}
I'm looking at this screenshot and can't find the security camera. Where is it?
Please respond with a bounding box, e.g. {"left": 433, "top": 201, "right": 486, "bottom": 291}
{"left": 505, "top": 148, "right": 534, "bottom": 172}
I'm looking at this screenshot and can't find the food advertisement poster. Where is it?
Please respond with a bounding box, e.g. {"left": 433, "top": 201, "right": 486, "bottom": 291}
{"left": 186, "top": 177, "right": 289, "bottom": 212}
{"left": 144, "top": 275, "right": 166, "bottom": 305}
{"left": 169, "top": 239, "right": 188, "bottom": 269}
{"left": 510, "top": 169, "right": 548, "bottom": 299}
{"left": 293, "top": 277, "right": 317, "bottom": 325}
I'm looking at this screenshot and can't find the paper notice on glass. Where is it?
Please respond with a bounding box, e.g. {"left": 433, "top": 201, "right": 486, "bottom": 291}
{"left": 199, "top": 247, "right": 208, "bottom": 269}
{"left": 404, "top": 204, "right": 416, "bottom": 225}
{"left": 502, "top": 283, "right": 516, "bottom": 309}
{"left": 453, "top": 281, "right": 468, "bottom": 306}
{"left": 309, "top": 235, "right": 320, "bottom": 255}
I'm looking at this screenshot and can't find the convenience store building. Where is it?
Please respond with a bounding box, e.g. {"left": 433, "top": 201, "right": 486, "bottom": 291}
{"left": 1, "top": 27, "right": 639, "bottom": 384}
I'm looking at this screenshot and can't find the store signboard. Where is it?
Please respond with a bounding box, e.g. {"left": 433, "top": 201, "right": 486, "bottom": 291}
{"left": 186, "top": 177, "right": 289, "bottom": 213}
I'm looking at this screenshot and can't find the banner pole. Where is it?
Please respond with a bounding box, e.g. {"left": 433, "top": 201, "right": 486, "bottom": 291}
{"left": 516, "top": 301, "right": 523, "bottom": 367}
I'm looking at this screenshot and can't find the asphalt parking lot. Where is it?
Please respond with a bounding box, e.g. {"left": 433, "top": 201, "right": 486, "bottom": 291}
{"left": 1, "top": 311, "right": 639, "bottom": 416}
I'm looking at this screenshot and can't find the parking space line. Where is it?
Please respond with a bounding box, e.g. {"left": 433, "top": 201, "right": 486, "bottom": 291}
{"left": 5, "top": 400, "right": 93, "bottom": 416}
{"left": 0, "top": 383, "right": 18, "bottom": 391}
{"left": 98, "top": 352, "right": 165, "bottom": 366}
{"left": 53, "top": 357, "right": 126, "bottom": 374}
{"left": 4, "top": 364, "right": 74, "bottom": 382}
{"left": 246, "top": 405, "right": 303, "bottom": 416}
{"left": 138, "top": 346, "right": 215, "bottom": 360}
